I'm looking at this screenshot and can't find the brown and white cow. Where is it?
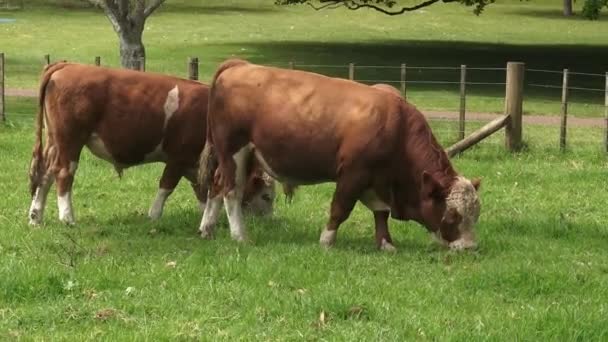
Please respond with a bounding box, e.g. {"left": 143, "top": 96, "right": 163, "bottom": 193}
{"left": 197, "top": 59, "right": 481, "bottom": 250}
{"left": 28, "top": 62, "right": 275, "bottom": 226}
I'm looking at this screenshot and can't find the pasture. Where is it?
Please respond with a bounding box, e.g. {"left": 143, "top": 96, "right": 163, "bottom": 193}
{"left": 2, "top": 0, "right": 608, "bottom": 340}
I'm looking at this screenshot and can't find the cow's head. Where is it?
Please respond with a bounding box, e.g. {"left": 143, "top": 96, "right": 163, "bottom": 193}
{"left": 419, "top": 172, "right": 481, "bottom": 250}
{"left": 243, "top": 171, "right": 276, "bottom": 216}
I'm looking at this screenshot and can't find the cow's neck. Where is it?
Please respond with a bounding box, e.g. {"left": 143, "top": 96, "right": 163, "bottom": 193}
{"left": 392, "top": 106, "right": 457, "bottom": 221}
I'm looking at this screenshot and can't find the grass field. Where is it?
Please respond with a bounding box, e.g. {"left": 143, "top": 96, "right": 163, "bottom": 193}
{"left": 2, "top": 0, "right": 608, "bottom": 340}
{"left": 1, "top": 0, "right": 608, "bottom": 117}
{"left": 2, "top": 103, "right": 608, "bottom": 340}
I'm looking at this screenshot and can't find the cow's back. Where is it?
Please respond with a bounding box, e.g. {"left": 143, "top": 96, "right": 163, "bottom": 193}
{"left": 211, "top": 63, "right": 403, "bottom": 182}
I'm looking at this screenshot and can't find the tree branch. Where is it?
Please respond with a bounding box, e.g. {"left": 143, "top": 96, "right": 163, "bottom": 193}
{"left": 306, "top": 0, "right": 344, "bottom": 10}
{"left": 344, "top": 0, "right": 458, "bottom": 15}
{"left": 144, "top": 0, "right": 166, "bottom": 17}
{"left": 90, "top": 0, "right": 124, "bottom": 33}
{"left": 278, "top": 0, "right": 491, "bottom": 15}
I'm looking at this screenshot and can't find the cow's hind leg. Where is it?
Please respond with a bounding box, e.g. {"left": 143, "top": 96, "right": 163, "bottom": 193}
{"left": 29, "top": 146, "right": 57, "bottom": 225}
{"left": 148, "top": 163, "right": 182, "bottom": 220}
{"left": 54, "top": 140, "right": 86, "bottom": 225}
{"left": 320, "top": 169, "right": 370, "bottom": 248}
{"left": 222, "top": 145, "right": 252, "bottom": 242}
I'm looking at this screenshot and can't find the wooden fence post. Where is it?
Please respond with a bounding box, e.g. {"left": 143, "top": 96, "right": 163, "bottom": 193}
{"left": 505, "top": 62, "right": 525, "bottom": 152}
{"left": 348, "top": 63, "right": 355, "bottom": 80}
{"left": 95, "top": 56, "right": 101, "bottom": 66}
{"left": 604, "top": 72, "right": 608, "bottom": 153}
{"left": 459, "top": 64, "right": 467, "bottom": 141}
{"left": 44, "top": 54, "right": 50, "bottom": 65}
{"left": 0, "top": 52, "right": 4, "bottom": 123}
{"left": 188, "top": 57, "right": 199, "bottom": 80}
{"left": 400, "top": 63, "right": 407, "bottom": 99}
{"left": 560, "top": 69, "right": 569, "bottom": 152}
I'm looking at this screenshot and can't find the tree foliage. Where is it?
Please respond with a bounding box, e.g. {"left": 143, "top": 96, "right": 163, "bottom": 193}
{"left": 275, "top": 0, "right": 495, "bottom": 15}
{"left": 582, "top": 0, "right": 608, "bottom": 19}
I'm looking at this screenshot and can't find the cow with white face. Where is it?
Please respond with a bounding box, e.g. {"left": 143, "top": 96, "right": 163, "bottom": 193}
{"left": 197, "top": 59, "right": 481, "bottom": 251}
{"left": 28, "top": 62, "right": 275, "bottom": 226}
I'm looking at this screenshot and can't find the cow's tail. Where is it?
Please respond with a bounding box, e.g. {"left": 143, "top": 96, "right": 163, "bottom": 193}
{"left": 197, "top": 138, "right": 217, "bottom": 200}
{"left": 197, "top": 58, "right": 250, "bottom": 198}
{"left": 29, "top": 61, "right": 68, "bottom": 196}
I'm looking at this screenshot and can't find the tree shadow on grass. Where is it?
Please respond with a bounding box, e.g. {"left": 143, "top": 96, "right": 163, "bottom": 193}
{"left": 507, "top": 7, "right": 608, "bottom": 21}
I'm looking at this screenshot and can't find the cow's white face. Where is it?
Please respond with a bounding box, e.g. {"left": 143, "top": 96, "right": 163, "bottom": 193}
{"left": 435, "top": 176, "right": 481, "bottom": 250}
{"left": 243, "top": 173, "right": 276, "bottom": 216}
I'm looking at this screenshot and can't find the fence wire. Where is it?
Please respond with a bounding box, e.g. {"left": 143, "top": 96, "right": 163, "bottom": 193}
{"left": 2, "top": 59, "right": 607, "bottom": 155}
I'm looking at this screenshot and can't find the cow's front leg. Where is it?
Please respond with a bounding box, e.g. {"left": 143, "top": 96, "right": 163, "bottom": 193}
{"left": 320, "top": 170, "right": 370, "bottom": 248}
{"left": 373, "top": 211, "right": 396, "bottom": 252}
{"left": 148, "top": 164, "right": 182, "bottom": 220}
{"left": 199, "top": 192, "right": 222, "bottom": 239}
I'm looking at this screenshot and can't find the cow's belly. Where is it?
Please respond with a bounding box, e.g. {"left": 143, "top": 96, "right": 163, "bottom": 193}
{"left": 250, "top": 142, "right": 336, "bottom": 185}
{"left": 86, "top": 133, "right": 167, "bottom": 169}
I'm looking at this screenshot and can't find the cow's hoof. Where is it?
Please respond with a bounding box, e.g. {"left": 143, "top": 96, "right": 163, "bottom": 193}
{"left": 379, "top": 239, "right": 397, "bottom": 252}
{"left": 319, "top": 229, "right": 337, "bottom": 248}
{"left": 61, "top": 218, "right": 75, "bottom": 226}
{"left": 29, "top": 210, "right": 42, "bottom": 226}
{"left": 231, "top": 233, "right": 250, "bottom": 243}
{"left": 148, "top": 210, "right": 162, "bottom": 221}
{"left": 199, "top": 227, "right": 215, "bottom": 240}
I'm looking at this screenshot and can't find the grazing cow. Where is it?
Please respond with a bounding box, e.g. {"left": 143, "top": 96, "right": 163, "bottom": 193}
{"left": 197, "top": 59, "right": 481, "bottom": 251}
{"left": 28, "top": 62, "right": 275, "bottom": 226}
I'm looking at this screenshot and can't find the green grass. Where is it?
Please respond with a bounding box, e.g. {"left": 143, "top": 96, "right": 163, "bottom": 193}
{"left": 2, "top": 100, "right": 608, "bottom": 340}
{"left": 2, "top": 1, "right": 608, "bottom": 339}
{"left": 1, "top": 0, "right": 608, "bottom": 117}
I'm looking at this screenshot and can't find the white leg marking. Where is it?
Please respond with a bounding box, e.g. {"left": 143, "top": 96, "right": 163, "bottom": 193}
{"left": 199, "top": 194, "right": 222, "bottom": 239}
{"left": 148, "top": 188, "right": 173, "bottom": 220}
{"left": 198, "top": 200, "right": 206, "bottom": 213}
{"left": 28, "top": 176, "right": 55, "bottom": 225}
{"left": 224, "top": 192, "right": 247, "bottom": 242}
{"left": 163, "top": 85, "right": 179, "bottom": 127}
{"left": 319, "top": 229, "right": 337, "bottom": 247}
{"left": 380, "top": 238, "right": 397, "bottom": 252}
{"left": 223, "top": 145, "right": 251, "bottom": 242}
{"left": 58, "top": 191, "right": 74, "bottom": 225}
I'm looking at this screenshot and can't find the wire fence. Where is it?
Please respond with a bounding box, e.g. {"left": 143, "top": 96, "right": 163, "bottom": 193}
{"left": 1, "top": 54, "right": 607, "bottom": 154}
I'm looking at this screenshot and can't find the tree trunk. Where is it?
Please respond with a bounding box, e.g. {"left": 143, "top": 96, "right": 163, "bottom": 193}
{"left": 119, "top": 32, "right": 145, "bottom": 70}
{"left": 563, "top": 0, "right": 573, "bottom": 16}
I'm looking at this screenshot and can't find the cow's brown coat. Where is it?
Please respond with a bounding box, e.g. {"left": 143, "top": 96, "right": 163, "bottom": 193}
{"left": 198, "top": 59, "right": 481, "bottom": 250}
{"left": 28, "top": 62, "right": 274, "bottom": 225}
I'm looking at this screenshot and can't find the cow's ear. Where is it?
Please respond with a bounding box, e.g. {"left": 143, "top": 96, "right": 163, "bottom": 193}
{"left": 471, "top": 178, "right": 481, "bottom": 191}
{"left": 421, "top": 171, "right": 442, "bottom": 199}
